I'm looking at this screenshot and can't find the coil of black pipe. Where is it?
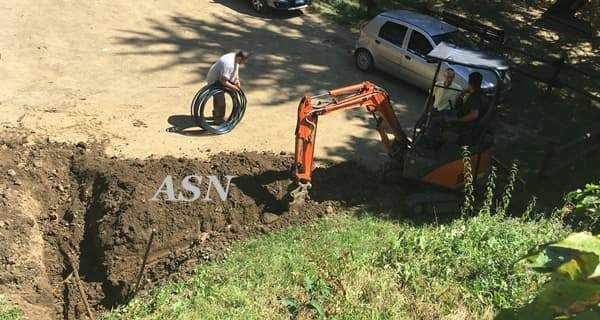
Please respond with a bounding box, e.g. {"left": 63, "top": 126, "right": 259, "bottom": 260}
{"left": 190, "top": 83, "right": 247, "bottom": 135}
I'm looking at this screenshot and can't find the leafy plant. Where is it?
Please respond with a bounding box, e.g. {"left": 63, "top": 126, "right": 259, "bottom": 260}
{"left": 283, "top": 274, "right": 330, "bottom": 319}
{"left": 283, "top": 297, "right": 301, "bottom": 318}
{"left": 496, "top": 232, "right": 600, "bottom": 319}
{"left": 480, "top": 165, "right": 497, "bottom": 216}
{"left": 563, "top": 182, "right": 600, "bottom": 232}
{"left": 460, "top": 146, "right": 520, "bottom": 218}
{"left": 461, "top": 146, "right": 475, "bottom": 216}
{"left": 497, "top": 160, "right": 519, "bottom": 216}
{"left": 523, "top": 196, "right": 538, "bottom": 220}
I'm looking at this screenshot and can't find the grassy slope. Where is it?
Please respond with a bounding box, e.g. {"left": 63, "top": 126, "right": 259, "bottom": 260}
{"left": 104, "top": 212, "right": 568, "bottom": 319}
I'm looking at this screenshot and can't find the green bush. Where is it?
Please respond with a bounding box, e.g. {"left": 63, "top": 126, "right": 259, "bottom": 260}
{"left": 562, "top": 182, "right": 600, "bottom": 232}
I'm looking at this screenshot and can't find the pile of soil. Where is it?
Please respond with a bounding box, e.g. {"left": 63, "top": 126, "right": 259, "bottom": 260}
{"left": 0, "top": 134, "right": 406, "bottom": 319}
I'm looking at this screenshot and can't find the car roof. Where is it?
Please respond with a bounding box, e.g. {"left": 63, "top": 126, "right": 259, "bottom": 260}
{"left": 428, "top": 42, "right": 510, "bottom": 71}
{"left": 380, "top": 10, "right": 457, "bottom": 36}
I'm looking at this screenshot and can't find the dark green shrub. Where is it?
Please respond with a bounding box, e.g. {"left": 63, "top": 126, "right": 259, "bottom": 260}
{"left": 562, "top": 182, "right": 600, "bottom": 233}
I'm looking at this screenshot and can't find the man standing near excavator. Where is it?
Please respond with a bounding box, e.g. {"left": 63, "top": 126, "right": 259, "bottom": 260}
{"left": 205, "top": 51, "right": 250, "bottom": 124}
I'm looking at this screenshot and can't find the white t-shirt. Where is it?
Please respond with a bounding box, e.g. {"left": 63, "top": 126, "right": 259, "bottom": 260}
{"left": 206, "top": 52, "right": 238, "bottom": 85}
{"left": 432, "top": 81, "right": 463, "bottom": 111}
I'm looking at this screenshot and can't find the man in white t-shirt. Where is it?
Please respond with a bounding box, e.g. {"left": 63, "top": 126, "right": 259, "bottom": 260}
{"left": 432, "top": 68, "right": 462, "bottom": 112}
{"left": 206, "top": 51, "right": 249, "bottom": 124}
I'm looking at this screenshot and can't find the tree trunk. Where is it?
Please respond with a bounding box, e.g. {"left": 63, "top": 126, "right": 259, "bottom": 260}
{"left": 591, "top": 0, "right": 600, "bottom": 36}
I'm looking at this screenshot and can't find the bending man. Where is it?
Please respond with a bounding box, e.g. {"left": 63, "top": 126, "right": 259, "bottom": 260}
{"left": 205, "top": 51, "right": 250, "bottom": 124}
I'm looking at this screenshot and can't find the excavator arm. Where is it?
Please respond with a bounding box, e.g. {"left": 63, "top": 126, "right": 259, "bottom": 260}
{"left": 288, "top": 81, "right": 409, "bottom": 211}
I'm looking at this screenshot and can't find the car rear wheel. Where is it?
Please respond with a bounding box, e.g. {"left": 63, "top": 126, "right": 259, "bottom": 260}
{"left": 355, "top": 49, "right": 373, "bottom": 71}
{"left": 251, "top": 0, "right": 267, "bottom": 13}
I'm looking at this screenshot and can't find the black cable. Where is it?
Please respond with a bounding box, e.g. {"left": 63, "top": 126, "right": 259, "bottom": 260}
{"left": 190, "top": 83, "right": 247, "bottom": 135}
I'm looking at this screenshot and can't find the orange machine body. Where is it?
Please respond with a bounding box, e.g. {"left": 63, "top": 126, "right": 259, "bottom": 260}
{"left": 293, "top": 81, "right": 407, "bottom": 184}
{"left": 420, "top": 150, "right": 492, "bottom": 189}
{"left": 292, "top": 81, "right": 492, "bottom": 191}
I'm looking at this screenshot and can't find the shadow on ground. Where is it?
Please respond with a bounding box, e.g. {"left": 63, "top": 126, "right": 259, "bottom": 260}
{"left": 114, "top": 3, "right": 426, "bottom": 166}
{"left": 166, "top": 115, "right": 210, "bottom": 136}
{"left": 113, "top": 2, "right": 424, "bottom": 104}
{"left": 114, "top": 9, "right": 359, "bottom": 105}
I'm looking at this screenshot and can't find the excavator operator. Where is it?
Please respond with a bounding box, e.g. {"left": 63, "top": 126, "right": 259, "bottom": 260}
{"left": 452, "top": 72, "right": 487, "bottom": 123}
{"left": 425, "top": 71, "right": 487, "bottom": 148}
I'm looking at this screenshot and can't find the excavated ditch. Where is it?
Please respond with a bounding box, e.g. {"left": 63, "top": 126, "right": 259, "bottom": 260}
{"left": 0, "top": 136, "right": 406, "bottom": 319}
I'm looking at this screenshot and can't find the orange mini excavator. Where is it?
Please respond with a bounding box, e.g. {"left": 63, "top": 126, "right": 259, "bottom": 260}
{"left": 287, "top": 43, "right": 511, "bottom": 213}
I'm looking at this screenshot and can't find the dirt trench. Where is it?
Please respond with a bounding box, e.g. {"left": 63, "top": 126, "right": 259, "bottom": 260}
{"left": 0, "top": 135, "right": 407, "bottom": 319}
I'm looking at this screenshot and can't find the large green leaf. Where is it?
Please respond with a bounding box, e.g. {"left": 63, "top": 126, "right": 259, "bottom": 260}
{"left": 535, "top": 278, "right": 600, "bottom": 314}
{"left": 550, "top": 233, "right": 600, "bottom": 257}
{"left": 555, "top": 254, "right": 600, "bottom": 281}
{"left": 589, "top": 261, "right": 600, "bottom": 279}
{"left": 520, "top": 245, "right": 578, "bottom": 272}
{"left": 518, "top": 233, "right": 600, "bottom": 276}
{"left": 496, "top": 303, "right": 558, "bottom": 320}
{"left": 500, "top": 233, "right": 600, "bottom": 319}
{"left": 573, "top": 308, "right": 600, "bottom": 320}
{"left": 496, "top": 279, "right": 600, "bottom": 319}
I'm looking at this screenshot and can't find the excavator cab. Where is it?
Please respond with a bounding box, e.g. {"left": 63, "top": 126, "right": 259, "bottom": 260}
{"left": 404, "top": 42, "right": 509, "bottom": 190}
{"left": 287, "top": 42, "right": 510, "bottom": 213}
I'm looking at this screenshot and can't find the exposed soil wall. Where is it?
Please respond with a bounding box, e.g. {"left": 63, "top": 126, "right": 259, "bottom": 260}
{"left": 0, "top": 136, "right": 404, "bottom": 319}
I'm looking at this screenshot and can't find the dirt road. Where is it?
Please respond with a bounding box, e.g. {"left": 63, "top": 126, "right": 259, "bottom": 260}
{"left": 0, "top": 0, "right": 425, "bottom": 169}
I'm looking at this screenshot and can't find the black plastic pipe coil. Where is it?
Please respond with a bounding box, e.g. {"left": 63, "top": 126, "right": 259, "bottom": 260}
{"left": 190, "top": 84, "right": 247, "bottom": 135}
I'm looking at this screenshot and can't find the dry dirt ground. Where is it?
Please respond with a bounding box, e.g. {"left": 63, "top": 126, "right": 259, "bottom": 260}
{"left": 0, "top": 1, "right": 424, "bottom": 319}
{"left": 0, "top": 0, "right": 425, "bottom": 167}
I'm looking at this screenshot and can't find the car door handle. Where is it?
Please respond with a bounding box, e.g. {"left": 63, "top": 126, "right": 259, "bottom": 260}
{"left": 375, "top": 39, "right": 381, "bottom": 44}
{"left": 405, "top": 55, "right": 411, "bottom": 60}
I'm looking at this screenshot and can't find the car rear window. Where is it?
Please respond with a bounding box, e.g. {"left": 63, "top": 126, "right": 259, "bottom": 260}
{"left": 378, "top": 21, "right": 408, "bottom": 47}
{"left": 407, "top": 31, "right": 433, "bottom": 56}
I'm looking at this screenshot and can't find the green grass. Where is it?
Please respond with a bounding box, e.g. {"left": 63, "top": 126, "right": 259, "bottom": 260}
{"left": 0, "top": 295, "right": 22, "bottom": 320}
{"left": 103, "top": 211, "right": 568, "bottom": 320}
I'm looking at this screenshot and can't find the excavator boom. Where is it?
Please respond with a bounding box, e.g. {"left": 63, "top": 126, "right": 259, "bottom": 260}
{"left": 288, "top": 81, "right": 409, "bottom": 211}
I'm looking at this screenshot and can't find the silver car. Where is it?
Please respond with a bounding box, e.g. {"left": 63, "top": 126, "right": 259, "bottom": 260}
{"left": 250, "top": 0, "right": 310, "bottom": 13}
{"left": 355, "top": 10, "right": 511, "bottom": 101}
